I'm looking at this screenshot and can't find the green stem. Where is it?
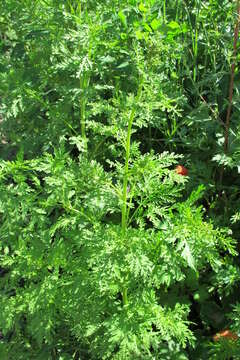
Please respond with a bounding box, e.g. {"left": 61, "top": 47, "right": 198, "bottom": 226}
{"left": 163, "top": 0, "right": 166, "bottom": 23}
{"left": 80, "top": 75, "right": 90, "bottom": 149}
{"left": 193, "top": 25, "right": 198, "bottom": 83}
{"left": 175, "top": 0, "right": 179, "bottom": 21}
{"left": 183, "top": 0, "right": 199, "bottom": 84}
{"left": 122, "top": 288, "right": 128, "bottom": 306}
{"left": 193, "top": 0, "right": 200, "bottom": 83}
{"left": 77, "top": 0, "right": 81, "bottom": 19}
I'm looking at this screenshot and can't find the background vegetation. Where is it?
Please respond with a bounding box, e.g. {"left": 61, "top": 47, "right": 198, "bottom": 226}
{"left": 1, "top": 0, "right": 240, "bottom": 359}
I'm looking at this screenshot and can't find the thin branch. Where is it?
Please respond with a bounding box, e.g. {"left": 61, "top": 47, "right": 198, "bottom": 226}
{"left": 224, "top": 1, "right": 240, "bottom": 153}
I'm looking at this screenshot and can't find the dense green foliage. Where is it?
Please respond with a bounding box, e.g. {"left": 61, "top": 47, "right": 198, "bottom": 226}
{"left": 1, "top": 0, "right": 240, "bottom": 359}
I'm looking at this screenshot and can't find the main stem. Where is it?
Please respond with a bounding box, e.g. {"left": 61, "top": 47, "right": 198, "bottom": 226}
{"left": 80, "top": 74, "right": 90, "bottom": 150}
{"left": 121, "top": 81, "right": 143, "bottom": 306}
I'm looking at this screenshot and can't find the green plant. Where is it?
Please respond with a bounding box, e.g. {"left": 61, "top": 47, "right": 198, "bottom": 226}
{"left": 0, "top": 95, "right": 237, "bottom": 359}
{"left": 1, "top": 1, "right": 240, "bottom": 359}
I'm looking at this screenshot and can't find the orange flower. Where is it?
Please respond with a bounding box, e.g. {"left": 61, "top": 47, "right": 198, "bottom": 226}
{"left": 175, "top": 165, "right": 188, "bottom": 176}
{"left": 213, "top": 329, "right": 238, "bottom": 342}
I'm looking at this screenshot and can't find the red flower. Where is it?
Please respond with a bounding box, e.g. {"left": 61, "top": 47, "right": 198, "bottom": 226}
{"left": 175, "top": 165, "right": 188, "bottom": 176}
{"left": 213, "top": 329, "right": 238, "bottom": 342}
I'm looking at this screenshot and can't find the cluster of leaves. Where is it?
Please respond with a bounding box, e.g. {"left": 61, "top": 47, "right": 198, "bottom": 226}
{"left": 0, "top": 145, "right": 237, "bottom": 359}
{"left": 1, "top": 0, "right": 240, "bottom": 359}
